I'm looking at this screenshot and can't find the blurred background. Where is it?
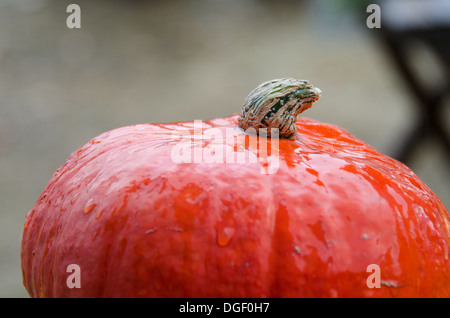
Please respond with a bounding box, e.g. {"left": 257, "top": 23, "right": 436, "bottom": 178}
{"left": 0, "top": 0, "right": 448, "bottom": 297}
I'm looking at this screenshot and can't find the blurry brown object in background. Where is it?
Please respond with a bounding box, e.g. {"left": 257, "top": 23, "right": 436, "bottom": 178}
{"left": 377, "top": 0, "right": 450, "bottom": 165}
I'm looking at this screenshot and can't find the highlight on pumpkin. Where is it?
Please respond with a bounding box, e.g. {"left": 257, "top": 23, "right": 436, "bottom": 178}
{"left": 170, "top": 120, "right": 280, "bottom": 175}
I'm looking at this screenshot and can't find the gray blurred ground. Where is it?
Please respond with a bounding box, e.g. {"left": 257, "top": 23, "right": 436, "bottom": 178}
{"left": 0, "top": 0, "right": 448, "bottom": 297}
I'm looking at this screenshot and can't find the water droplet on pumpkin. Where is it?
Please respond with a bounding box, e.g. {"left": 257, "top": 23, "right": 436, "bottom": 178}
{"left": 24, "top": 209, "right": 35, "bottom": 229}
{"left": 95, "top": 209, "right": 103, "bottom": 220}
{"left": 216, "top": 227, "right": 235, "bottom": 247}
{"left": 443, "top": 240, "right": 449, "bottom": 260}
{"left": 83, "top": 198, "right": 96, "bottom": 214}
{"left": 145, "top": 228, "right": 157, "bottom": 235}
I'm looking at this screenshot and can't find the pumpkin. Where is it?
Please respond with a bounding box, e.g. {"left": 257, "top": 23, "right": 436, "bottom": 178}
{"left": 21, "top": 78, "right": 450, "bottom": 298}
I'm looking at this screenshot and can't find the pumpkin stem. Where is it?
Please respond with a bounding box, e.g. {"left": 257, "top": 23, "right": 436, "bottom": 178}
{"left": 238, "top": 78, "right": 321, "bottom": 139}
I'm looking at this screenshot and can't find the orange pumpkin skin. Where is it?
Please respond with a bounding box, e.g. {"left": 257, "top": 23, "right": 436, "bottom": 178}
{"left": 21, "top": 113, "right": 450, "bottom": 298}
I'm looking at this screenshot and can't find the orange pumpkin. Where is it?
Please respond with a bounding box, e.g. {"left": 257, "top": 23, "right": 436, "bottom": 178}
{"left": 21, "top": 78, "right": 450, "bottom": 297}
